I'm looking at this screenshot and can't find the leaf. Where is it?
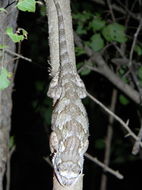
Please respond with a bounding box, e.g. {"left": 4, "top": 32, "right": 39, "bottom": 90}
{"left": 0, "top": 44, "right": 8, "bottom": 49}
{"left": 90, "top": 33, "right": 104, "bottom": 51}
{"left": 0, "top": 8, "right": 7, "bottom": 13}
{"left": 16, "top": 0, "right": 36, "bottom": 12}
{"left": 9, "top": 136, "right": 15, "bottom": 149}
{"left": 134, "top": 45, "right": 142, "bottom": 56}
{"left": 118, "top": 66, "right": 128, "bottom": 78}
{"left": 0, "top": 68, "right": 12, "bottom": 90}
{"left": 6, "top": 27, "right": 27, "bottom": 43}
{"left": 119, "top": 95, "right": 129, "bottom": 105}
{"left": 73, "top": 11, "right": 93, "bottom": 35}
{"left": 73, "top": 12, "right": 92, "bottom": 22}
{"left": 90, "top": 17, "right": 105, "bottom": 32}
{"left": 75, "top": 47, "right": 86, "bottom": 56}
{"left": 77, "top": 62, "right": 84, "bottom": 70}
{"left": 39, "top": 5, "right": 46, "bottom": 16}
{"left": 76, "top": 23, "right": 87, "bottom": 35}
{"left": 77, "top": 62, "right": 91, "bottom": 76}
{"left": 102, "top": 23, "right": 127, "bottom": 43}
{"left": 80, "top": 68, "right": 91, "bottom": 76}
{"left": 6, "top": 27, "right": 24, "bottom": 42}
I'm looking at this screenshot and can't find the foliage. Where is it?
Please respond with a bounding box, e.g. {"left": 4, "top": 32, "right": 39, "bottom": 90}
{"left": 119, "top": 95, "right": 130, "bottom": 105}
{"left": 75, "top": 47, "right": 86, "bottom": 56}
{"left": 77, "top": 61, "right": 92, "bottom": 76}
{"left": 134, "top": 45, "right": 142, "bottom": 56}
{"left": 9, "top": 136, "right": 15, "bottom": 149}
{"left": 73, "top": 11, "right": 93, "bottom": 34}
{"left": 0, "top": 68, "right": 12, "bottom": 90}
{"left": 0, "top": 8, "right": 7, "bottom": 13}
{"left": 16, "top": 0, "right": 36, "bottom": 12}
{"left": 73, "top": 12, "right": 127, "bottom": 53}
{"left": 0, "top": 44, "right": 8, "bottom": 49}
{"left": 89, "top": 16, "right": 106, "bottom": 32}
{"left": 6, "top": 27, "right": 28, "bottom": 43}
{"left": 89, "top": 33, "right": 104, "bottom": 51}
{"left": 102, "top": 23, "right": 127, "bottom": 43}
{"left": 72, "top": 0, "right": 142, "bottom": 170}
{"left": 73, "top": 10, "right": 128, "bottom": 81}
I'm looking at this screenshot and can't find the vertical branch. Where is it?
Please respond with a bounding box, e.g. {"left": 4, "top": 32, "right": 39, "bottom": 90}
{"left": 45, "top": 0, "right": 76, "bottom": 77}
{"left": 106, "top": 0, "right": 115, "bottom": 21}
{"left": 6, "top": 146, "right": 16, "bottom": 190}
{"left": 45, "top": 0, "right": 84, "bottom": 189}
{"left": 129, "top": 19, "right": 142, "bottom": 67}
{"left": 100, "top": 90, "right": 117, "bottom": 190}
{"left": 132, "top": 114, "right": 142, "bottom": 155}
{"left": 0, "top": 1, "right": 18, "bottom": 189}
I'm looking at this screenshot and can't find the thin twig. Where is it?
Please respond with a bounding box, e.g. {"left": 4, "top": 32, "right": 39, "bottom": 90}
{"left": 6, "top": 146, "right": 16, "bottom": 190}
{"left": 106, "top": 0, "right": 115, "bottom": 21}
{"left": 100, "top": 89, "right": 117, "bottom": 190}
{"left": 132, "top": 116, "right": 142, "bottom": 155}
{"left": 87, "top": 92, "right": 142, "bottom": 148}
{"left": 78, "top": 64, "right": 102, "bottom": 75}
{"left": 129, "top": 19, "right": 142, "bottom": 67}
{"left": 112, "top": 43, "right": 125, "bottom": 58}
{"left": 116, "top": 0, "right": 140, "bottom": 21}
{"left": 85, "top": 153, "right": 123, "bottom": 179}
{"left": 5, "top": 49, "right": 32, "bottom": 62}
{"left": 13, "top": 42, "right": 21, "bottom": 74}
{"left": 92, "top": 0, "right": 140, "bottom": 21}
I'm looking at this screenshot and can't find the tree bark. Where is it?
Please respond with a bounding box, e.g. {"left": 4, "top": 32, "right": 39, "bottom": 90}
{"left": 0, "top": 1, "right": 18, "bottom": 189}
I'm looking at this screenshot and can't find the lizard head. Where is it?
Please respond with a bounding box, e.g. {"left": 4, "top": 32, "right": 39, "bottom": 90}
{"left": 55, "top": 161, "right": 82, "bottom": 186}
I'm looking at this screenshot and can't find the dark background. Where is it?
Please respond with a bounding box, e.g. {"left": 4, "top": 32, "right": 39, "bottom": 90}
{"left": 9, "top": 0, "right": 142, "bottom": 190}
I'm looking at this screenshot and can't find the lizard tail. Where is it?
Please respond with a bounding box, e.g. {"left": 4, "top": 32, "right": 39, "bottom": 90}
{"left": 51, "top": 0, "right": 87, "bottom": 99}
{"left": 53, "top": 0, "right": 70, "bottom": 68}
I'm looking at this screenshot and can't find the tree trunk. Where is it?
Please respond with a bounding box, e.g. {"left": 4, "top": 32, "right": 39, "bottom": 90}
{"left": 0, "top": 1, "right": 18, "bottom": 189}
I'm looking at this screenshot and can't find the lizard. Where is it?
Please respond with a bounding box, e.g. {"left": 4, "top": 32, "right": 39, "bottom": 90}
{"left": 47, "top": 0, "right": 89, "bottom": 186}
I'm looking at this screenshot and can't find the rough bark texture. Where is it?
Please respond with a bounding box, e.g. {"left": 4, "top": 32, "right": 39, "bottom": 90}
{"left": 0, "top": 1, "right": 18, "bottom": 189}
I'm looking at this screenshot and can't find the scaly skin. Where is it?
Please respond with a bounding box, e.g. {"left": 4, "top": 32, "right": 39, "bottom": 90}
{"left": 48, "top": 0, "right": 89, "bottom": 186}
